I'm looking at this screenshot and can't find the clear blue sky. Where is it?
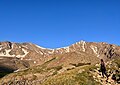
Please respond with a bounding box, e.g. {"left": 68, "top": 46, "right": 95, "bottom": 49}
{"left": 0, "top": 0, "right": 120, "bottom": 48}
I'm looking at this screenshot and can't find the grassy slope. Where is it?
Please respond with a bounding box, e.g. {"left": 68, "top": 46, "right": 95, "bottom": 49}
{"left": 0, "top": 57, "right": 120, "bottom": 85}
{"left": 41, "top": 65, "right": 101, "bottom": 85}
{"left": 0, "top": 57, "right": 101, "bottom": 85}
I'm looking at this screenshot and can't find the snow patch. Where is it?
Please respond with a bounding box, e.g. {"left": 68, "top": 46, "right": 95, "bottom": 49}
{"left": 0, "top": 49, "right": 15, "bottom": 57}
{"left": 19, "top": 46, "right": 21, "bottom": 48}
{"left": 51, "top": 49, "right": 55, "bottom": 53}
{"left": 55, "top": 50, "right": 59, "bottom": 53}
{"left": 90, "top": 45, "right": 98, "bottom": 54}
{"left": 32, "top": 43, "right": 51, "bottom": 50}
{"left": 80, "top": 40, "right": 86, "bottom": 52}
{"left": 21, "top": 45, "right": 28, "bottom": 49}
{"left": 90, "top": 45, "right": 99, "bottom": 57}
{"left": 35, "top": 45, "right": 46, "bottom": 49}
{"left": 34, "top": 61, "right": 36, "bottom": 64}
{"left": 0, "top": 44, "right": 49, "bottom": 58}
{"left": 39, "top": 51, "right": 44, "bottom": 55}
{"left": 12, "top": 44, "right": 14, "bottom": 49}
{"left": 56, "top": 48, "right": 61, "bottom": 50}
{"left": 63, "top": 47, "right": 70, "bottom": 53}
{"left": 97, "top": 54, "right": 100, "bottom": 57}
{"left": 14, "top": 69, "right": 19, "bottom": 72}
{"left": 72, "top": 44, "right": 76, "bottom": 51}
{"left": 78, "top": 41, "right": 81, "bottom": 44}
{"left": 55, "top": 46, "right": 70, "bottom": 53}
{"left": 22, "top": 48, "right": 29, "bottom": 56}
{"left": 16, "top": 48, "right": 29, "bottom": 58}
{"left": 76, "top": 42, "right": 79, "bottom": 45}
{"left": 0, "top": 45, "right": 2, "bottom": 50}
{"left": 5, "top": 49, "right": 12, "bottom": 56}
{"left": 48, "top": 50, "right": 55, "bottom": 54}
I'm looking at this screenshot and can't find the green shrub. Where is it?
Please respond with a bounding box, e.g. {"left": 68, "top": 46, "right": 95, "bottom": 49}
{"left": 114, "top": 59, "right": 120, "bottom": 68}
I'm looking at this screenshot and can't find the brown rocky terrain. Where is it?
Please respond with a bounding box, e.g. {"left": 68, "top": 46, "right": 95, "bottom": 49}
{"left": 0, "top": 40, "right": 120, "bottom": 85}
{"left": 0, "top": 41, "right": 120, "bottom": 69}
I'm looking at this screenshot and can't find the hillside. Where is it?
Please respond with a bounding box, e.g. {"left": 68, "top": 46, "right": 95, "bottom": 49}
{"left": 0, "top": 41, "right": 120, "bottom": 85}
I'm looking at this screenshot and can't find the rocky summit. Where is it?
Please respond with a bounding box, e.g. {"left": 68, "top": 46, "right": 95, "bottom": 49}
{"left": 0, "top": 41, "right": 120, "bottom": 85}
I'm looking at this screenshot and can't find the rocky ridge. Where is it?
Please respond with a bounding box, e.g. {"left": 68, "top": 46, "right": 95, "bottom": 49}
{"left": 0, "top": 41, "right": 120, "bottom": 70}
{"left": 0, "top": 41, "right": 120, "bottom": 84}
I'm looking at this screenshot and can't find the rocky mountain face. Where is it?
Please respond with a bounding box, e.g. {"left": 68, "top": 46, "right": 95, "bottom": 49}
{"left": 0, "top": 41, "right": 120, "bottom": 85}
{"left": 0, "top": 41, "right": 120, "bottom": 71}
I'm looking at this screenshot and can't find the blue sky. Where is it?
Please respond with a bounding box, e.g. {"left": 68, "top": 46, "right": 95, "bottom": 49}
{"left": 0, "top": 0, "right": 120, "bottom": 48}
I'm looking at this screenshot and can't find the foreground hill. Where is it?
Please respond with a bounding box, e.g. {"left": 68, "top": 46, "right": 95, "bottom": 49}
{"left": 0, "top": 57, "right": 120, "bottom": 85}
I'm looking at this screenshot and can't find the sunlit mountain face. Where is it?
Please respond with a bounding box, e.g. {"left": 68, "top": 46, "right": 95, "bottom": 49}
{"left": 0, "top": 41, "right": 120, "bottom": 85}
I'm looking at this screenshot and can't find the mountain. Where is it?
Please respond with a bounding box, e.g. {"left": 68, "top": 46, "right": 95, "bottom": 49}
{"left": 0, "top": 41, "right": 120, "bottom": 69}
{"left": 0, "top": 41, "right": 120, "bottom": 85}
